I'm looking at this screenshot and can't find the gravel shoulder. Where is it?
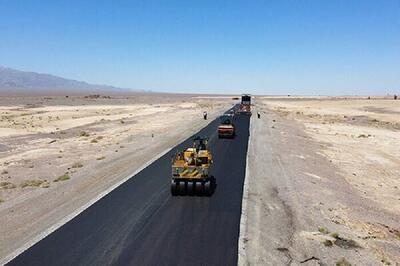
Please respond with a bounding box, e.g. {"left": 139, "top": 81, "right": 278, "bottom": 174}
{"left": 240, "top": 97, "right": 399, "bottom": 265}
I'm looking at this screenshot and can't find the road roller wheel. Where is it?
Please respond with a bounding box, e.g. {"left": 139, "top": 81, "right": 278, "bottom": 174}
{"left": 171, "top": 180, "right": 178, "bottom": 196}
{"left": 177, "top": 181, "right": 187, "bottom": 195}
{"left": 210, "top": 177, "right": 216, "bottom": 194}
{"left": 195, "top": 181, "right": 203, "bottom": 196}
{"left": 186, "top": 181, "right": 195, "bottom": 196}
{"left": 204, "top": 180, "right": 211, "bottom": 196}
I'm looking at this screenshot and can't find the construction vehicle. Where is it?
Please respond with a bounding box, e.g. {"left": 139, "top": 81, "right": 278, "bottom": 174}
{"left": 218, "top": 114, "right": 235, "bottom": 138}
{"left": 171, "top": 137, "right": 215, "bottom": 196}
{"left": 239, "top": 94, "right": 251, "bottom": 114}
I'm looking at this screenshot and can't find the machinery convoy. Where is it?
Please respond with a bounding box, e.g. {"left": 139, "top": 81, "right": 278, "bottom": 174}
{"left": 171, "top": 95, "right": 251, "bottom": 196}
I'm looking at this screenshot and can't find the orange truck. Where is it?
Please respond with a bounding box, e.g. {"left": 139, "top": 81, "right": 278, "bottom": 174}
{"left": 218, "top": 114, "right": 235, "bottom": 138}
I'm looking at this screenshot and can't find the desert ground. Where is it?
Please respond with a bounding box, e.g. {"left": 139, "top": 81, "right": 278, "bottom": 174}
{"left": 0, "top": 94, "right": 233, "bottom": 261}
{"left": 241, "top": 96, "right": 400, "bottom": 265}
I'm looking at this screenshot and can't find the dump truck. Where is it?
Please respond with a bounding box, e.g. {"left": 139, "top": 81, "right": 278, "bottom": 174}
{"left": 171, "top": 137, "right": 215, "bottom": 196}
{"left": 218, "top": 114, "right": 235, "bottom": 138}
{"left": 239, "top": 94, "right": 251, "bottom": 114}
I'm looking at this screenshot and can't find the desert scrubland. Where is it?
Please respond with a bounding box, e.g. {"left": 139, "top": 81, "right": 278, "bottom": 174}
{"left": 0, "top": 94, "right": 232, "bottom": 261}
{"left": 242, "top": 97, "right": 399, "bottom": 265}
{"left": 267, "top": 97, "right": 400, "bottom": 212}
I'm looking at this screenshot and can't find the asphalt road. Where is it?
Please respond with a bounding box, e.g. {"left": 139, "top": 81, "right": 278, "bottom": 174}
{"left": 8, "top": 113, "right": 250, "bottom": 266}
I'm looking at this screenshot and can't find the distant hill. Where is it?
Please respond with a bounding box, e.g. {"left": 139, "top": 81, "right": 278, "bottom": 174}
{"left": 0, "top": 66, "right": 133, "bottom": 95}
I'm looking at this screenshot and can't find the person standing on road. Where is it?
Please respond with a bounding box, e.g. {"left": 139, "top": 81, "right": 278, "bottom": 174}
{"left": 203, "top": 111, "right": 207, "bottom": 120}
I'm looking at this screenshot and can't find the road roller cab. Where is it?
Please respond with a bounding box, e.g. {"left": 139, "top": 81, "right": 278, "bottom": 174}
{"left": 218, "top": 114, "right": 235, "bottom": 138}
{"left": 171, "top": 137, "right": 215, "bottom": 196}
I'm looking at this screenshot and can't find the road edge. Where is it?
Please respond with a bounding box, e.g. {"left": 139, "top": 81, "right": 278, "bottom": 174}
{"left": 1, "top": 116, "right": 222, "bottom": 266}
{"left": 237, "top": 107, "right": 255, "bottom": 265}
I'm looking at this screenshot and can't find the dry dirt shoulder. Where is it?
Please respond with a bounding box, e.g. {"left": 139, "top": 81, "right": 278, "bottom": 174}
{"left": 239, "top": 99, "right": 399, "bottom": 265}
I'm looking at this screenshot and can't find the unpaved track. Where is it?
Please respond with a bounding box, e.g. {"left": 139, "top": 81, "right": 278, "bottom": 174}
{"left": 239, "top": 102, "right": 298, "bottom": 265}
{"left": 8, "top": 113, "right": 250, "bottom": 266}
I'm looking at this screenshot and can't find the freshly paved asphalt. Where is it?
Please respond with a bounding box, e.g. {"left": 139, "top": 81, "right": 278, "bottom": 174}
{"left": 8, "top": 112, "right": 250, "bottom": 266}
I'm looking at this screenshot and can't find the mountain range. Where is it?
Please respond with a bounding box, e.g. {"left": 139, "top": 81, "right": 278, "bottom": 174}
{"left": 0, "top": 66, "right": 133, "bottom": 95}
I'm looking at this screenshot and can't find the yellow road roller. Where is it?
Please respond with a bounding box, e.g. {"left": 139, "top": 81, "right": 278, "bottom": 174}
{"left": 171, "top": 137, "right": 215, "bottom": 196}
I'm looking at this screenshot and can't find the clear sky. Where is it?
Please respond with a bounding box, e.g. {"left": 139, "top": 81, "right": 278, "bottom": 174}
{"left": 0, "top": 0, "right": 399, "bottom": 95}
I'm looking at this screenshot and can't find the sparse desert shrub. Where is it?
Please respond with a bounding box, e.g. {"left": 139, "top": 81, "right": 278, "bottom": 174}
{"left": 330, "top": 232, "right": 339, "bottom": 239}
{"left": 80, "top": 131, "right": 90, "bottom": 137}
{"left": 54, "top": 174, "right": 70, "bottom": 182}
{"left": 96, "top": 156, "right": 106, "bottom": 160}
{"left": 91, "top": 139, "right": 98, "bottom": 143}
{"left": 0, "top": 181, "right": 17, "bottom": 189}
{"left": 381, "top": 256, "right": 391, "bottom": 265}
{"left": 72, "top": 162, "right": 83, "bottom": 168}
{"left": 336, "top": 257, "right": 351, "bottom": 266}
{"left": 323, "top": 240, "right": 333, "bottom": 247}
{"left": 20, "top": 179, "right": 46, "bottom": 188}
{"left": 334, "top": 236, "right": 360, "bottom": 249}
{"left": 1, "top": 170, "right": 8, "bottom": 175}
{"left": 96, "top": 136, "right": 104, "bottom": 140}
{"left": 318, "top": 227, "right": 329, "bottom": 234}
{"left": 0, "top": 198, "right": 4, "bottom": 203}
